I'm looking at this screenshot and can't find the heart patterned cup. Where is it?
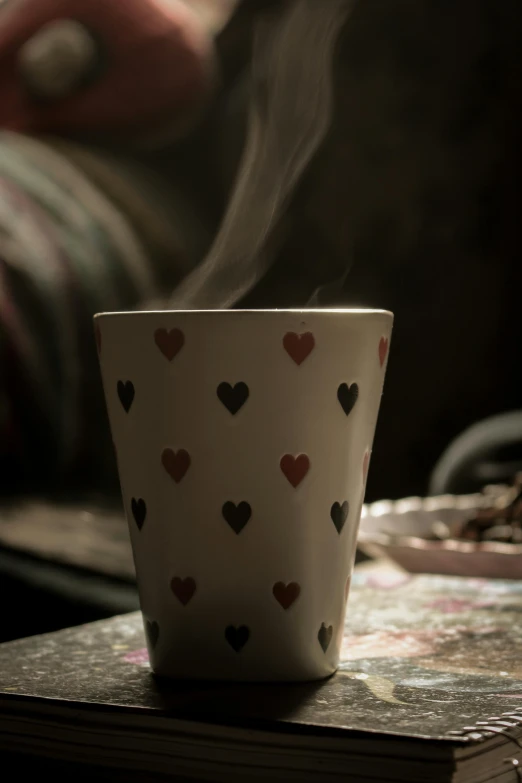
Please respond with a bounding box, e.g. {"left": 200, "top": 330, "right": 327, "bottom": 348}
{"left": 95, "top": 309, "right": 392, "bottom": 681}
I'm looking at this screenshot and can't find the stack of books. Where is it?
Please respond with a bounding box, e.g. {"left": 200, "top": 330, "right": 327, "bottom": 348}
{"left": 1, "top": 569, "right": 521, "bottom": 781}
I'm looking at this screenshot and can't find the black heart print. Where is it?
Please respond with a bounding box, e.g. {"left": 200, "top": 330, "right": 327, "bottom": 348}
{"left": 146, "top": 620, "right": 160, "bottom": 650}
{"left": 118, "top": 380, "right": 135, "bottom": 412}
{"left": 225, "top": 625, "right": 250, "bottom": 652}
{"left": 131, "top": 498, "right": 147, "bottom": 531}
{"left": 330, "top": 501, "right": 349, "bottom": 534}
{"left": 217, "top": 382, "right": 249, "bottom": 414}
{"left": 222, "top": 501, "right": 252, "bottom": 534}
{"left": 318, "top": 623, "right": 333, "bottom": 653}
{"left": 337, "top": 382, "right": 358, "bottom": 416}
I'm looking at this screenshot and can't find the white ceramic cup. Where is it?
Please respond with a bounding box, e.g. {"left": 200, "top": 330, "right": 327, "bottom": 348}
{"left": 95, "top": 309, "right": 393, "bottom": 681}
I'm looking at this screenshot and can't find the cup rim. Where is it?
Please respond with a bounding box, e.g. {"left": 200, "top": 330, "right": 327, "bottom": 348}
{"left": 94, "top": 308, "right": 393, "bottom": 319}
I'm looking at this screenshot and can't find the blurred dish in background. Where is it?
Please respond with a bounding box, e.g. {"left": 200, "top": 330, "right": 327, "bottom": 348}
{"left": 359, "top": 478, "right": 522, "bottom": 579}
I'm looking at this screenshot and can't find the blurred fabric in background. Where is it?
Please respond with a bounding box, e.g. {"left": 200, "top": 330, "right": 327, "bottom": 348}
{"left": 0, "top": 0, "right": 520, "bottom": 503}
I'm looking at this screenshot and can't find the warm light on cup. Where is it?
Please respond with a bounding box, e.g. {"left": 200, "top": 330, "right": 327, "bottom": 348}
{"left": 95, "top": 309, "right": 393, "bottom": 681}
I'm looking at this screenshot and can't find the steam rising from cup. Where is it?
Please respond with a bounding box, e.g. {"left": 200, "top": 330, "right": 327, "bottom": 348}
{"left": 169, "top": 0, "right": 352, "bottom": 310}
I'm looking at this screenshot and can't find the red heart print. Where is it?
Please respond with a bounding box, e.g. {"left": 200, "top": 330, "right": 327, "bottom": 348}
{"left": 363, "top": 450, "right": 370, "bottom": 482}
{"left": 379, "top": 336, "right": 389, "bottom": 367}
{"left": 273, "top": 582, "right": 301, "bottom": 610}
{"left": 280, "top": 454, "right": 310, "bottom": 487}
{"left": 162, "top": 448, "right": 190, "bottom": 483}
{"left": 170, "top": 576, "right": 196, "bottom": 606}
{"left": 94, "top": 323, "right": 101, "bottom": 354}
{"left": 283, "top": 332, "right": 315, "bottom": 365}
{"left": 155, "top": 328, "right": 184, "bottom": 361}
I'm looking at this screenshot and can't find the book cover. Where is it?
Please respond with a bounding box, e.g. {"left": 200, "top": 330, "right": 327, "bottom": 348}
{"left": 1, "top": 569, "right": 522, "bottom": 781}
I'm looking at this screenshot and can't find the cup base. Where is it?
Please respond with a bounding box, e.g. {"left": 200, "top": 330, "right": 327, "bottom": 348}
{"left": 150, "top": 664, "right": 338, "bottom": 684}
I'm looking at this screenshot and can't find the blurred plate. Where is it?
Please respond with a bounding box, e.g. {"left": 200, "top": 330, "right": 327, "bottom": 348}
{"left": 359, "top": 494, "right": 522, "bottom": 579}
